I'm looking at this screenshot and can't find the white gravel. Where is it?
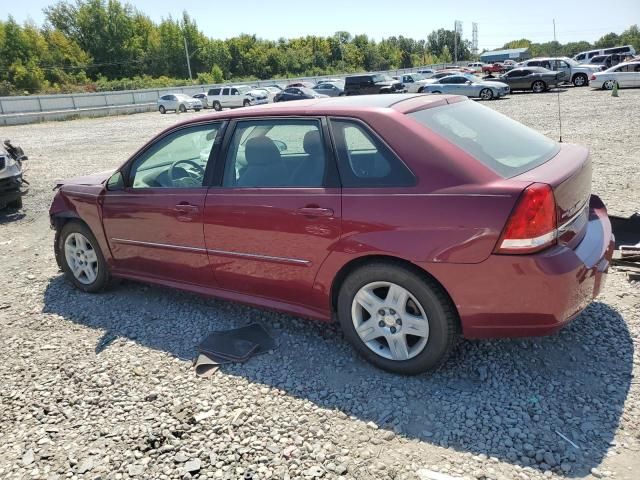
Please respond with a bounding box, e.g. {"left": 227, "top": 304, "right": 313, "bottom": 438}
{"left": 0, "top": 87, "right": 639, "bottom": 480}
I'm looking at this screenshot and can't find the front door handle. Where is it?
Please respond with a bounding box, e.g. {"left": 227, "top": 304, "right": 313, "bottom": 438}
{"left": 174, "top": 203, "right": 199, "bottom": 214}
{"left": 297, "top": 206, "right": 334, "bottom": 217}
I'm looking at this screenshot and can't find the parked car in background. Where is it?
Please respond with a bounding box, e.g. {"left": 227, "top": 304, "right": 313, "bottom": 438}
{"left": 0, "top": 139, "right": 27, "bottom": 210}
{"left": 590, "top": 61, "right": 640, "bottom": 90}
{"left": 502, "top": 59, "right": 517, "bottom": 70}
{"left": 573, "top": 45, "right": 636, "bottom": 63}
{"left": 49, "top": 93, "right": 614, "bottom": 374}
{"left": 157, "top": 94, "right": 202, "bottom": 114}
{"left": 422, "top": 74, "right": 509, "bottom": 100}
{"left": 274, "top": 87, "right": 328, "bottom": 102}
{"left": 467, "top": 62, "right": 484, "bottom": 73}
{"left": 518, "top": 57, "right": 599, "bottom": 86}
{"left": 286, "top": 81, "right": 315, "bottom": 89}
{"left": 400, "top": 73, "right": 435, "bottom": 92}
{"left": 313, "top": 82, "right": 345, "bottom": 97}
{"left": 482, "top": 63, "right": 506, "bottom": 74}
{"left": 192, "top": 93, "right": 209, "bottom": 109}
{"left": 485, "top": 67, "right": 563, "bottom": 93}
{"left": 206, "top": 86, "right": 268, "bottom": 111}
{"left": 416, "top": 68, "right": 435, "bottom": 76}
{"left": 428, "top": 71, "right": 462, "bottom": 81}
{"left": 344, "top": 74, "right": 406, "bottom": 95}
{"left": 587, "top": 54, "right": 627, "bottom": 70}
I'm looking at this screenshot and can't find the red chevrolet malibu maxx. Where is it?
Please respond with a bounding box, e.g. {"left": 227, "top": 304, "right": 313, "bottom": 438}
{"left": 50, "top": 94, "right": 614, "bottom": 374}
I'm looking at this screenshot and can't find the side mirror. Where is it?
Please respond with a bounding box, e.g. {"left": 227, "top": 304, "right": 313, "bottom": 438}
{"left": 106, "top": 171, "right": 125, "bottom": 191}
{"left": 466, "top": 80, "right": 472, "bottom": 84}
{"left": 273, "top": 140, "right": 288, "bottom": 152}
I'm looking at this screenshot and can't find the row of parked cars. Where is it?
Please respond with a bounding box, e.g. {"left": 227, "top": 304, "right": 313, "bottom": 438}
{"left": 156, "top": 51, "right": 640, "bottom": 113}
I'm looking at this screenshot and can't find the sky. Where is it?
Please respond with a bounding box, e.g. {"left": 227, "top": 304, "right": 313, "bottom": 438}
{"left": 6, "top": 0, "right": 640, "bottom": 51}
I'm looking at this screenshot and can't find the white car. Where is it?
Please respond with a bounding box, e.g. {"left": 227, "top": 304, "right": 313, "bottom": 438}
{"left": 400, "top": 73, "right": 435, "bottom": 93}
{"left": 467, "top": 62, "right": 484, "bottom": 73}
{"left": 206, "top": 85, "right": 269, "bottom": 111}
{"left": 157, "top": 94, "right": 202, "bottom": 114}
{"left": 590, "top": 61, "right": 640, "bottom": 90}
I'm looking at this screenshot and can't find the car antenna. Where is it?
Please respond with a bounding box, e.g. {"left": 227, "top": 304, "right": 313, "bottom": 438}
{"left": 557, "top": 88, "right": 563, "bottom": 143}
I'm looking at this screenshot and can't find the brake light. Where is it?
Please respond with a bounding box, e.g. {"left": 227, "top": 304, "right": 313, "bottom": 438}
{"left": 495, "top": 183, "right": 557, "bottom": 254}
{"left": 590, "top": 75, "right": 596, "bottom": 80}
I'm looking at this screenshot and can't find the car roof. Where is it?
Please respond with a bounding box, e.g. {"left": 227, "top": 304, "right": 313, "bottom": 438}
{"left": 173, "top": 94, "right": 463, "bottom": 125}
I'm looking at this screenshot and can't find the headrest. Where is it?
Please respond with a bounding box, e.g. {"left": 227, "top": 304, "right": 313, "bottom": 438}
{"left": 245, "top": 136, "right": 281, "bottom": 166}
{"left": 303, "top": 130, "right": 323, "bottom": 156}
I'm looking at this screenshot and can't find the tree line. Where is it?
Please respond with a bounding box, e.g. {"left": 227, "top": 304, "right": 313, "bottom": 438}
{"left": 0, "top": 0, "right": 638, "bottom": 96}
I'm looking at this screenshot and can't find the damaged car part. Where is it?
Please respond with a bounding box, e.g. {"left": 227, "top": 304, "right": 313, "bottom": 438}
{"left": 0, "top": 139, "right": 28, "bottom": 210}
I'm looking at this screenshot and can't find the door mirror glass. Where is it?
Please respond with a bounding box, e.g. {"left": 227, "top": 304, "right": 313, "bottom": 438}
{"left": 466, "top": 80, "right": 472, "bottom": 84}
{"left": 106, "top": 171, "right": 124, "bottom": 191}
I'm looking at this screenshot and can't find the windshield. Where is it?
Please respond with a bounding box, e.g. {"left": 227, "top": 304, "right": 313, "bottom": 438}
{"left": 300, "top": 87, "right": 316, "bottom": 95}
{"left": 408, "top": 100, "right": 560, "bottom": 178}
{"left": 373, "top": 74, "right": 393, "bottom": 82}
{"left": 237, "top": 86, "right": 251, "bottom": 94}
{"left": 412, "top": 74, "right": 425, "bottom": 80}
{"left": 563, "top": 57, "right": 579, "bottom": 67}
{"left": 464, "top": 74, "right": 482, "bottom": 82}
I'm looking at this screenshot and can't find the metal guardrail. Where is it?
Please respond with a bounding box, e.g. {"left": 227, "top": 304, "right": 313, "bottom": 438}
{"left": 0, "top": 62, "right": 467, "bottom": 126}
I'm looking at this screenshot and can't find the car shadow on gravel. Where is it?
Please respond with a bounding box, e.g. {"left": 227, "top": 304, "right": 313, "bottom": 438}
{"left": 0, "top": 209, "right": 26, "bottom": 224}
{"left": 43, "top": 275, "right": 633, "bottom": 477}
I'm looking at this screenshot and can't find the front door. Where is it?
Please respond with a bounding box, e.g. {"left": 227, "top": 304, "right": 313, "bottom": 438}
{"left": 102, "top": 122, "right": 223, "bottom": 287}
{"left": 203, "top": 117, "right": 341, "bottom": 311}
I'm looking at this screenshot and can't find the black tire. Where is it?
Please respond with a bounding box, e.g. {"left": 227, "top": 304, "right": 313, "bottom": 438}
{"left": 417, "top": 87, "right": 424, "bottom": 93}
{"left": 194, "top": 108, "right": 201, "bottom": 112}
{"left": 243, "top": 99, "right": 251, "bottom": 107}
{"left": 479, "top": 88, "right": 494, "bottom": 100}
{"left": 178, "top": 104, "right": 187, "bottom": 113}
{"left": 159, "top": 105, "right": 166, "bottom": 114}
{"left": 431, "top": 90, "right": 442, "bottom": 94}
{"left": 212, "top": 101, "right": 222, "bottom": 111}
{"left": 58, "top": 221, "right": 110, "bottom": 293}
{"left": 337, "top": 262, "right": 458, "bottom": 375}
{"left": 572, "top": 73, "right": 588, "bottom": 87}
{"left": 8, "top": 196, "right": 23, "bottom": 209}
{"left": 531, "top": 80, "right": 546, "bottom": 93}
{"left": 603, "top": 79, "right": 617, "bottom": 90}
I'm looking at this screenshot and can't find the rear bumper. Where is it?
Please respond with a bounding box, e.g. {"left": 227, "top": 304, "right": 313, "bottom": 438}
{"left": 424, "top": 195, "right": 615, "bottom": 339}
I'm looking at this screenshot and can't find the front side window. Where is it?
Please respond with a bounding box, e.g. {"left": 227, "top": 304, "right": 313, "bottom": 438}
{"left": 408, "top": 100, "right": 559, "bottom": 178}
{"left": 222, "top": 88, "right": 230, "bottom": 95}
{"left": 223, "top": 119, "right": 327, "bottom": 188}
{"left": 330, "top": 119, "right": 415, "bottom": 187}
{"left": 130, "top": 124, "right": 221, "bottom": 188}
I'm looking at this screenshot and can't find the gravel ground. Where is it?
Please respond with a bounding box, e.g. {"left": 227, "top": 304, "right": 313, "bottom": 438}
{"left": 0, "top": 87, "right": 639, "bottom": 480}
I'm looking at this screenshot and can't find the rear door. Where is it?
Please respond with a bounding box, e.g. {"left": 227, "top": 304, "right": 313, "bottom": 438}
{"left": 220, "top": 87, "right": 232, "bottom": 107}
{"left": 203, "top": 117, "right": 341, "bottom": 311}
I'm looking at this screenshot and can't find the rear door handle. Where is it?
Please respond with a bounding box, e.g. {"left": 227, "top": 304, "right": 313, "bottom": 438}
{"left": 297, "top": 207, "right": 334, "bottom": 217}
{"left": 174, "top": 203, "right": 199, "bottom": 213}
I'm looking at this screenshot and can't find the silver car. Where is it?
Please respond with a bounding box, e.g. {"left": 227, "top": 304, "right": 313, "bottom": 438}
{"left": 422, "top": 74, "right": 510, "bottom": 100}
{"left": 313, "top": 82, "right": 345, "bottom": 97}
{"left": 157, "top": 94, "right": 202, "bottom": 114}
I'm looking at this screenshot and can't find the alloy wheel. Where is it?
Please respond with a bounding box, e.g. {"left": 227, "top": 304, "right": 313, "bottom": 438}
{"left": 351, "top": 281, "right": 430, "bottom": 361}
{"left": 532, "top": 81, "right": 545, "bottom": 93}
{"left": 603, "top": 80, "right": 616, "bottom": 90}
{"left": 480, "top": 88, "right": 493, "bottom": 100}
{"left": 64, "top": 232, "right": 99, "bottom": 285}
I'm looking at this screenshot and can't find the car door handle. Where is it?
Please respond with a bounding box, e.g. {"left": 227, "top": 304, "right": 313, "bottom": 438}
{"left": 174, "top": 203, "right": 199, "bottom": 214}
{"left": 296, "top": 206, "right": 334, "bottom": 217}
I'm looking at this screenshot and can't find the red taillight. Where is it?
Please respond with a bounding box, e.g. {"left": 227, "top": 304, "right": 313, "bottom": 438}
{"left": 495, "top": 183, "right": 557, "bottom": 254}
{"left": 590, "top": 75, "right": 596, "bottom": 80}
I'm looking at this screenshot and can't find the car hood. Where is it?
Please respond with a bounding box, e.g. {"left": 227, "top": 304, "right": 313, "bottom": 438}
{"left": 56, "top": 169, "right": 114, "bottom": 188}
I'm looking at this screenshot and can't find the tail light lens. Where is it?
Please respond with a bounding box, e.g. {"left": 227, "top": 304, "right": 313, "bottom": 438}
{"left": 590, "top": 75, "right": 596, "bottom": 80}
{"left": 495, "top": 183, "right": 557, "bottom": 254}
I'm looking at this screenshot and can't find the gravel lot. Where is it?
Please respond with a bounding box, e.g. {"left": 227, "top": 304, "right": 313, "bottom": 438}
{"left": 1, "top": 87, "right": 639, "bottom": 480}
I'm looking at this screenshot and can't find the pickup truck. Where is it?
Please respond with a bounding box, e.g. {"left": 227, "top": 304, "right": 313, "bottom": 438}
{"left": 482, "top": 63, "right": 505, "bottom": 74}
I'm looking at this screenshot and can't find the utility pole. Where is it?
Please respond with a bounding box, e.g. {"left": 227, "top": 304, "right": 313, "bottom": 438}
{"left": 553, "top": 19, "right": 557, "bottom": 42}
{"left": 184, "top": 37, "right": 193, "bottom": 81}
{"left": 454, "top": 21, "right": 457, "bottom": 63}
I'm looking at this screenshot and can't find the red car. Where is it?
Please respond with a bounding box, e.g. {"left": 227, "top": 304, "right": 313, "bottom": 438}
{"left": 50, "top": 94, "right": 614, "bottom": 374}
{"left": 482, "top": 63, "right": 506, "bottom": 74}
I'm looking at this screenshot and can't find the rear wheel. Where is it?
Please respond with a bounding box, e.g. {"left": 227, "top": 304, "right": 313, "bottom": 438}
{"left": 531, "top": 80, "right": 546, "bottom": 93}
{"left": 194, "top": 108, "right": 201, "bottom": 112}
{"left": 417, "top": 87, "right": 424, "bottom": 93}
{"left": 431, "top": 90, "right": 442, "bottom": 94}
{"left": 212, "top": 101, "right": 222, "bottom": 111}
{"left": 603, "top": 79, "right": 616, "bottom": 90}
{"left": 243, "top": 99, "right": 251, "bottom": 107}
{"left": 8, "top": 197, "right": 22, "bottom": 209}
{"left": 59, "top": 222, "right": 109, "bottom": 293}
{"left": 572, "top": 73, "right": 588, "bottom": 87}
{"left": 337, "top": 262, "right": 458, "bottom": 375}
{"left": 159, "top": 105, "right": 166, "bottom": 114}
{"left": 479, "top": 88, "right": 494, "bottom": 100}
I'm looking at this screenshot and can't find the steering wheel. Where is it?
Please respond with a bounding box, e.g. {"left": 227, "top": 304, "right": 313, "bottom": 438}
{"left": 167, "top": 159, "right": 205, "bottom": 186}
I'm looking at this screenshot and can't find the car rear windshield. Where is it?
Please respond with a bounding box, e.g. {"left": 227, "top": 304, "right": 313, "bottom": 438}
{"left": 408, "top": 100, "right": 560, "bottom": 178}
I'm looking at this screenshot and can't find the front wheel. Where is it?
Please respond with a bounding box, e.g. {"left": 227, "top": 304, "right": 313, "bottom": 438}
{"left": 431, "top": 90, "right": 441, "bottom": 94}
{"left": 243, "top": 100, "right": 251, "bottom": 107}
{"left": 337, "top": 262, "right": 458, "bottom": 375}
{"left": 531, "top": 80, "right": 546, "bottom": 93}
{"left": 572, "top": 73, "right": 588, "bottom": 87}
{"left": 194, "top": 108, "right": 201, "bottom": 112}
{"left": 603, "top": 79, "right": 617, "bottom": 90}
{"left": 59, "top": 222, "right": 110, "bottom": 293}
{"left": 178, "top": 104, "right": 187, "bottom": 113}
{"left": 159, "top": 105, "right": 166, "bottom": 114}
{"left": 479, "top": 88, "right": 494, "bottom": 100}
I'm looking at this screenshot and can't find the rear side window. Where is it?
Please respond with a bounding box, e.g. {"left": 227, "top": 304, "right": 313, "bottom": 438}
{"left": 408, "top": 101, "right": 560, "bottom": 178}
{"left": 208, "top": 88, "right": 221, "bottom": 95}
{"left": 330, "top": 119, "right": 415, "bottom": 187}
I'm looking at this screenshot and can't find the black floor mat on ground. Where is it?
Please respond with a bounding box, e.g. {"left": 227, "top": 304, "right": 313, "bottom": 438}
{"left": 194, "top": 323, "right": 276, "bottom": 377}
